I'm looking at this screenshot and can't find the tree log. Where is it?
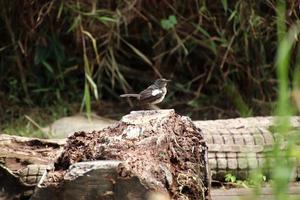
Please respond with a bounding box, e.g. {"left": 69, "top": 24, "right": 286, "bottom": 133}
{"left": 1, "top": 115, "right": 300, "bottom": 199}
{"left": 31, "top": 109, "right": 210, "bottom": 200}
{"left": 195, "top": 116, "right": 300, "bottom": 180}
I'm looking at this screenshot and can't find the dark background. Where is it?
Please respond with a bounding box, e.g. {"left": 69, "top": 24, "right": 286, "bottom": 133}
{"left": 0, "top": 0, "right": 299, "bottom": 127}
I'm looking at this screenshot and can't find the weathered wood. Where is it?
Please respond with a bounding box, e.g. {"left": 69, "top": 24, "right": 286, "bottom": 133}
{"left": 0, "top": 165, "right": 35, "bottom": 200}
{"left": 1, "top": 116, "right": 300, "bottom": 199}
{"left": 195, "top": 116, "right": 300, "bottom": 180}
{"left": 31, "top": 109, "right": 210, "bottom": 200}
{"left": 31, "top": 161, "right": 125, "bottom": 200}
{"left": 0, "top": 134, "right": 62, "bottom": 177}
{"left": 0, "top": 134, "right": 63, "bottom": 199}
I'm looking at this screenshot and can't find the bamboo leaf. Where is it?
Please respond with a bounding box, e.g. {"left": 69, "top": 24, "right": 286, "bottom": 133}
{"left": 82, "top": 30, "right": 101, "bottom": 67}
{"left": 83, "top": 82, "right": 91, "bottom": 120}
{"left": 96, "top": 16, "right": 117, "bottom": 24}
{"left": 122, "top": 39, "right": 152, "bottom": 66}
{"left": 56, "top": 0, "right": 64, "bottom": 20}
{"left": 68, "top": 16, "right": 81, "bottom": 33}
{"left": 42, "top": 61, "right": 54, "bottom": 74}
{"left": 85, "top": 72, "right": 99, "bottom": 100}
{"left": 221, "top": 0, "right": 228, "bottom": 13}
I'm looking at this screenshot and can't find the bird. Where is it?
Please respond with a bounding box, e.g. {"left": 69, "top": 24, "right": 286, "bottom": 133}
{"left": 120, "top": 78, "right": 170, "bottom": 105}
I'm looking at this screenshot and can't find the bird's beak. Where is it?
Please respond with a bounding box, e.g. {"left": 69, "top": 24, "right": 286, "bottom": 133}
{"left": 165, "top": 79, "right": 171, "bottom": 82}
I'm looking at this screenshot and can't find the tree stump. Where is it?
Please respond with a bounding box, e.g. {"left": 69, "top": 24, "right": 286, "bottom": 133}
{"left": 31, "top": 109, "right": 210, "bottom": 200}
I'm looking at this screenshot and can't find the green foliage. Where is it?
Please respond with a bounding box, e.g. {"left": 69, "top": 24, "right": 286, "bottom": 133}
{"left": 225, "top": 173, "right": 237, "bottom": 183}
{"left": 225, "top": 173, "right": 266, "bottom": 188}
{"left": 0, "top": 0, "right": 300, "bottom": 121}
{"left": 160, "top": 15, "right": 177, "bottom": 30}
{"left": 248, "top": 1, "right": 300, "bottom": 199}
{"left": 267, "top": 9, "right": 300, "bottom": 200}
{"left": 2, "top": 102, "right": 76, "bottom": 138}
{"left": 0, "top": 0, "right": 292, "bottom": 119}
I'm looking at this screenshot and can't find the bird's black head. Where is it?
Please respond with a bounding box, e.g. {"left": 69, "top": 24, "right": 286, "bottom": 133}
{"left": 154, "top": 78, "right": 171, "bottom": 88}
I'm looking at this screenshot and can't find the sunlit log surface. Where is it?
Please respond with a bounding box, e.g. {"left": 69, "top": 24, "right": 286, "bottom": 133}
{"left": 195, "top": 116, "right": 300, "bottom": 180}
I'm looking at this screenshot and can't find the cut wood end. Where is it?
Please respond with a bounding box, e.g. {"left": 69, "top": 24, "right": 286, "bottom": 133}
{"left": 121, "top": 109, "right": 175, "bottom": 125}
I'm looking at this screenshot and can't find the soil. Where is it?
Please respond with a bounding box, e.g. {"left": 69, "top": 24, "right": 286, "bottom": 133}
{"left": 46, "top": 112, "right": 209, "bottom": 200}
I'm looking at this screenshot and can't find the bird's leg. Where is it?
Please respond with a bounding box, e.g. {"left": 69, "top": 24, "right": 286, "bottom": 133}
{"left": 147, "top": 104, "right": 160, "bottom": 110}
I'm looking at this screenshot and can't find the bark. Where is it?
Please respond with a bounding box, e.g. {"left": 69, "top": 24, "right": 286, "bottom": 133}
{"left": 1, "top": 114, "right": 299, "bottom": 199}
{"left": 0, "top": 110, "right": 209, "bottom": 200}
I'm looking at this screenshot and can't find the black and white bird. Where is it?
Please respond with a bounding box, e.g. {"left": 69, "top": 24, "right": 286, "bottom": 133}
{"left": 120, "top": 78, "right": 170, "bottom": 105}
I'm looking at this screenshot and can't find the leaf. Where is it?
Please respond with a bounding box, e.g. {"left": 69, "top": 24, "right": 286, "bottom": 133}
{"left": 85, "top": 73, "right": 99, "bottom": 100}
{"left": 67, "top": 16, "right": 81, "bottom": 33}
{"left": 225, "top": 173, "right": 236, "bottom": 183}
{"left": 169, "top": 15, "right": 177, "bottom": 25}
{"left": 0, "top": 44, "right": 10, "bottom": 52}
{"left": 42, "top": 61, "right": 54, "bottom": 74}
{"left": 187, "top": 99, "right": 199, "bottom": 108}
{"left": 82, "top": 30, "right": 101, "bottom": 67}
{"left": 228, "top": 10, "right": 237, "bottom": 22}
{"left": 221, "top": 0, "right": 228, "bottom": 13}
{"left": 122, "top": 39, "right": 153, "bottom": 66}
{"left": 195, "top": 25, "right": 211, "bottom": 38}
{"left": 96, "top": 16, "right": 117, "bottom": 24}
{"left": 56, "top": 0, "right": 64, "bottom": 20}
{"left": 161, "top": 20, "right": 170, "bottom": 30}
{"left": 83, "top": 82, "right": 91, "bottom": 120}
{"left": 160, "top": 15, "right": 177, "bottom": 30}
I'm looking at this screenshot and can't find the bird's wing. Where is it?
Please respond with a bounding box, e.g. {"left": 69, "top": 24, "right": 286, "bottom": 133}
{"left": 139, "top": 85, "right": 164, "bottom": 104}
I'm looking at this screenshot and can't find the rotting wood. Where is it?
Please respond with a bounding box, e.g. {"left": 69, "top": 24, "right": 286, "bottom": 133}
{"left": 0, "top": 135, "right": 63, "bottom": 199}
{"left": 32, "top": 109, "right": 210, "bottom": 200}
{"left": 1, "top": 115, "right": 300, "bottom": 199}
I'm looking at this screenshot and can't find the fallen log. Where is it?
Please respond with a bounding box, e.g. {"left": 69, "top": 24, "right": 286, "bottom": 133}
{"left": 1, "top": 114, "right": 299, "bottom": 199}
{"left": 195, "top": 116, "right": 300, "bottom": 180}
{"left": 32, "top": 110, "right": 210, "bottom": 200}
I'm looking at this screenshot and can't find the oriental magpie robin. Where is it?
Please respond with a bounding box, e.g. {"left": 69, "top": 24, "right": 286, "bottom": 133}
{"left": 120, "top": 78, "right": 170, "bottom": 105}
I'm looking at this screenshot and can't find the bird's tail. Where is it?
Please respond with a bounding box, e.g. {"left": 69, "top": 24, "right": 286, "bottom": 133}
{"left": 120, "top": 93, "right": 140, "bottom": 98}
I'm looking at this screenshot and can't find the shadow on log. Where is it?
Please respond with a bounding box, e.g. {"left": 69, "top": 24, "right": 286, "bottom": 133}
{"left": 31, "top": 109, "right": 210, "bottom": 200}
